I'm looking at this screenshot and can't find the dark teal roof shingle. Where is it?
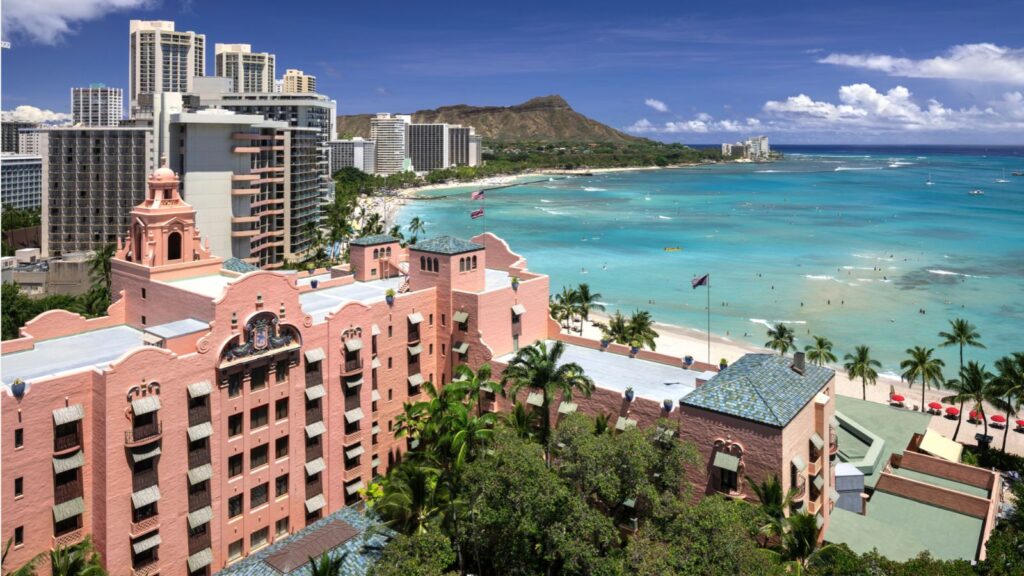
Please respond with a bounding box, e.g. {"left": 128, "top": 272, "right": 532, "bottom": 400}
{"left": 349, "top": 235, "right": 399, "bottom": 247}
{"left": 411, "top": 235, "right": 483, "bottom": 255}
{"left": 222, "top": 257, "right": 260, "bottom": 273}
{"left": 681, "top": 354, "right": 834, "bottom": 427}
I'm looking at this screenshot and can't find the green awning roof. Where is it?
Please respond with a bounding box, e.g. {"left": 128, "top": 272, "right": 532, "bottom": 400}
{"left": 616, "top": 417, "right": 638, "bottom": 431}
{"left": 187, "top": 505, "right": 213, "bottom": 529}
{"left": 453, "top": 342, "right": 470, "bottom": 355}
{"left": 131, "top": 395, "right": 161, "bottom": 415}
{"left": 188, "top": 463, "right": 212, "bottom": 485}
{"left": 815, "top": 513, "right": 825, "bottom": 529}
{"left": 371, "top": 389, "right": 381, "bottom": 402}
{"left": 345, "top": 407, "right": 365, "bottom": 423}
{"left": 791, "top": 455, "right": 807, "bottom": 472}
{"left": 187, "top": 422, "right": 213, "bottom": 442}
{"left": 830, "top": 488, "right": 840, "bottom": 503}
{"left": 558, "top": 401, "right": 578, "bottom": 414}
{"left": 345, "top": 377, "right": 364, "bottom": 389}
{"left": 371, "top": 423, "right": 381, "bottom": 434}
{"left": 187, "top": 380, "right": 211, "bottom": 398}
{"left": 511, "top": 304, "right": 526, "bottom": 316}
{"left": 130, "top": 445, "right": 162, "bottom": 463}
{"left": 453, "top": 311, "right": 469, "bottom": 323}
{"left": 407, "top": 344, "right": 423, "bottom": 356}
{"left": 713, "top": 451, "right": 740, "bottom": 472}
{"left": 53, "top": 451, "right": 85, "bottom": 474}
{"left": 345, "top": 481, "right": 364, "bottom": 495}
{"left": 132, "top": 533, "right": 161, "bottom": 554}
{"left": 305, "top": 494, "right": 325, "bottom": 513}
{"left": 371, "top": 357, "right": 381, "bottom": 369}
{"left": 371, "top": 324, "right": 381, "bottom": 336}
{"left": 188, "top": 548, "right": 212, "bottom": 572}
{"left": 304, "top": 348, "right": 326, "bottom": 363}
{"left": 526, "top": 392, "right": 544, "bottom": 407}
{"left": 407, "top": 312, "right": 423, "bottom": 325}
{"left": 345, "top": 444, "right": 365, "bottom": 459}
{"left": 810, "top": 432, "right": 825, "bottom": 450}
{"left": 53, "top": 404, "right": 85, "bottom": 425}
{"left": 813, "top": 475, "right": 825, "bottom": 490}
{"left": 408, "top": 374, "right": 424, "bottom": 386}
{"left": 131, "top": 485, "right": 161, "bottom": 509}
{"left": 52, "top": 497, "right": 84, "bottom": 522}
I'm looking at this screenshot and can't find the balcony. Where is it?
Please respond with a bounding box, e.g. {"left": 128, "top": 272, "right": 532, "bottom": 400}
{"left": 188, "top": 404, "right": 211, "bottom": 427}
{"left": 131, "top": 556, "right": 159, "bottom": 576}
{"left": 341, "top": 358, "right": 362, "bottom": 376}
{"left": 829, "top": 431, "right": 839, "bottom": 458}
{"left": 54, "top": 478, "right": 83, "bottom": 504}
{"left": 54, "top": 431, "right": 82, "bottom": 454}
{"left": 129, "top": 515, "right": 160, "bottom": 538}
{"left": 132, "top": 468, "right": 158, "bottom": 492}
{"left": 125, "top": 421, "right": 161, "bottom": 446}
{"left": 791, "top": 477, "right": 807, "bottom": 504}
{"left": 807, "top": 456, "right": 822, "bottom": 477}
{"left": 807, "top": 499, "right": 821, "bottom": 515}
{"left": 188, "top": 488, "right": 211, "bottom": 512}
{"left": 188, "top": 447, "right": 211, "bottom": 470}
{"left": 306, "top": 442, "right": 323, "bottom": 461}
{"left": 408, "top": 329, "right": 421, "bottom": 345}
{"left": 51, "top": 528, "right": 84, "bottom": 550}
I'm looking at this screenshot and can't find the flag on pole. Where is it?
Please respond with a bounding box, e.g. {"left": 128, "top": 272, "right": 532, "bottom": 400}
{"left": 470, "top": 208, "right": 485, "bottom": 219}
{"left": 691, "top": 273, "right": 709, "bottom": 289}
{"left": 471, "top": 190, "right": 485, "bottom": 200}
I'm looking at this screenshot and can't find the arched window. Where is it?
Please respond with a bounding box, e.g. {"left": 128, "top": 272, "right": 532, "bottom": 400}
{"left": 132, "top": 224, "right": 143, "bottom": 262}
{"left": 420, "top": 256, "right": 426, "bottom": 270}
{"left": 472, "top": 255, "right": 477, "bottom": 269}
{"left": 459, "top": 258, "right": 465, "bottom": 272}
{"left": 373, "top": 248, "right": 379, "bottom": 259}
{"left": 167, "top": 231, "right": 182, "bottom": 261}
{"left": 385, "top": 247, "right": 391, "bottom": 258}
{"left": 433, "top": 258, "right": 439, "bottom": 272}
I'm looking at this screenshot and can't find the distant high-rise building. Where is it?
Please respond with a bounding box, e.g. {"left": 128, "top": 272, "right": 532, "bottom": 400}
{"left": 214, "top": 44, "right": 275, "bottom": 93}
{"left": 407, "top": 124, "right": 450, "bottom": 172}
{"left": 447, "top": 125, "right": 481, "bottom": 167}
{"left": 17, "top": 129, "right": 42, "bottom": 155}
{"left": 282, "top": 69, "right": 316, "bottom": 93}
{"left": 2, "top": 121, "right": 36, "bottom": 153}
{"left": 39, "top": 127, "right": 155, "bottom": 255}
{"left": 128, "top": 20, "right": 206, "bottom": 117}
{"left": 370, "top": 113, "right": 410, "bottom": 175}
{"left": 747, "top": 135, "right": 770, "bottom": 160}
{"left": 0, "top": 153, "right": 43, "bottom": 210}
{"left": 469, "top": 133, "right": 483, "bottom": 167}
{"left": 329, "top": 138, "right": 376, "bottom": 175}
{"left": 71, "top": 84, "right": 123, "bottom": 126}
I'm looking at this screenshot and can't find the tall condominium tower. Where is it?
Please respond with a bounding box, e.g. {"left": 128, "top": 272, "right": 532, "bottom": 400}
{"left": 369, "top": 113, "right": 410, "bottom": 175}
{"left": 328, "top": 138, "right": 376, "bottom": 175}
{"left": 39, "top": 127, "right": 155, "bottom": 256}
{"left": 406, "top": 124, "right": 450, "bottom": 172}
{"left": 71, "top": 84, "right": 123, "bottom": 126}
{"left": 128, "top": 20, "right": 206, "bottom": 117}
{"left": 2, "top": 121, "right": 37, "bottom": 153}
{"left": 0, "top": 153, "right": 43, "bottom": 210}
{"left": 281, "top": 69, "right": 316, "bottom": 93}
{"left": 447, "top": 125, "right": 481, "bottom": 167}
{"left": 214, "top": 44, "right": 275, "bottom": 93}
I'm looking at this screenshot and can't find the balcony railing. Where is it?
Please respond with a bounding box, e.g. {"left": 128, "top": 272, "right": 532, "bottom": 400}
{"left": 408, "top": 329, "right": 421, "bottom": 345}
{"left": 188, "top": 447, "right": 211, "bottom": 470}
{"left": 188, "top": 489, "right": 211, "bottom": 512}
{"left": 131, "top": 555, "right": 159, "bottom": 576}
{"left": 54, "top": 478, "right": 83, "bottom": 504}
{"left": 342, "top": 358, "right": 362, "bottom": 375}
{"left": 188, "top": 530, "right": 211, "bottom": 555}
{"left": 54, "top": 432, "right": 82, "bottom": 454}
{"left": 129, "top": 515, "right": 160, "bottom": 538}
{"left": 791, "top": 477, "right": 807, "bottom": 503}
{"left": 807, "top": 456, "right": 822, "bottom": 477}
{"left": 51, "top": 528, "right": 84, "bottom": 550}
{"left": 132, "top": 468, "right": 158, "bottom": 492}
{"left": 188, "top": 404, "right": 211, "bottom": 427}
{"left": 125, "top": 421, "right": 162, "bottom": 446}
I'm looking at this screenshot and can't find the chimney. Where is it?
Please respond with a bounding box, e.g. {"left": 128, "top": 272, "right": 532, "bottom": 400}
{"left": 792, "top": 351, "right": 805, "bottom": 375}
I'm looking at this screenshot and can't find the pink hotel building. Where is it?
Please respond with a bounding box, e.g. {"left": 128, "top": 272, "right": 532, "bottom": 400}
{"left": 2, "top": 165, "right": 838, "bottom": 575}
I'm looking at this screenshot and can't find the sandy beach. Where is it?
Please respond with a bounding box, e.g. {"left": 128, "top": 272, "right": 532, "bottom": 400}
{"left": 574, "top": 311, "right": 1023, "bottom": 456}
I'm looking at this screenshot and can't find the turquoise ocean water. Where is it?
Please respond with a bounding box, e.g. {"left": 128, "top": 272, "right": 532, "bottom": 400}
{"left": 396, "top": 146, "right": 1024, "bottom": 376}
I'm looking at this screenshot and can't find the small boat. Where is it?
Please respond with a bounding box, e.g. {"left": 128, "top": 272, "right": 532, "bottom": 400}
{"left": 925, "top": 173, "right": 934, "bottom": 186}
{"left": 968, "top": 189, "right": 985, "bottom": 196}
{"left": 996, "top": 169, "right": 1010, "bottom": 183}
{"left": 663, "top": 247, "right": 683, "bottom": 252}
{"left": 1012, "top": 171, "right": 1023, "bottom": 177}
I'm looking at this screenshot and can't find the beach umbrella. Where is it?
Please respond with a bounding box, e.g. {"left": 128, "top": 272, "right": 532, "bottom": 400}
{"left": 969, "top": 410, "right": 980, "bottom": 420}
{"left": 945, "top": 406, "right": 960, "bottom": 416}
{"left": 991, "top": 415, "right": 1007, "bottom": 423}
{"left": 928, "top": 402, "right": 943, "bottom": 410}
{"left": 891, "top": 394, "right": 905, "bottom": 402}
{"left": 1015, "top": 419, "right": 1024, "bottom": 428}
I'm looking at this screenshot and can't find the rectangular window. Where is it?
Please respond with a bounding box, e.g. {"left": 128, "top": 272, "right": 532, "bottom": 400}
{"left": 429, "top": 313, "right": 433, "bottom": 326}
{"left": 141, "top": 288, "right": 146, "bottom": 299}
{"left": 228, "top": 373, "right": 243, "bottom": 397}
{"left": 442, "top": 344, "right": 446, "bottom": 356}
{"left": 275, "top": 474, "right": 289, "bottom": 497}
{"left": 228, "top": 495, "right": 243, "bottom": 519}
{"left": 251, "top": 527, "right": 269, "bottom": 550}
{"left": 387, "top": 325, "right": 393, "bottom": 338}
{"left": 141, "top": 315, "right": 146, "bottom": 325}
{"left": 720, "top": 469, "right": 738, "bottom": 492}
{"left": 275, "top": 360, "right": 288, "bottom": 383}
{"left": 228, "top": 454, "right": 243, "bottom": 478}
{"left": 228, "top": 539, "right": 243, "bottom": 561}
{"left": 275, "top": 398, "right": 289, "bottom": 421}
{"left": 387, "top": 357, "right": 393, "bottom": 369}
{"left": 250, "top": 443, "right": 269, "bottom": 469}
{"left": 251, "top": 366, "right": 267, "bottom": 391}
{"left": 250, "top": 405, "right": 269, "bottom": 429}
{"left": 441, "top": 314, "right": 446, "bottom": 326}
{"left": 250, "top": 483, "right": 269, "bottom": 508}
{"left": 228, "top": 414, "right": 243, "bottom": 437}
{"left": 275, "top": 518, "right": 289, "bottom": 537}
{"left": 14, "top": 477, "right": 23, "bottom": 497}
{"left": 275, "top": 436, "right": 289, "bottom": 460}
{"left": 429, "top": 343, "right": 434, "bottom": 355}
{"left": 388, "top": 389, "right": 393, "bottom": 401}
{"left": 14, "top": 428, "right": 22, "bottom": 448}
{"left": 14, "top": 527, "right": 23, "bottom": 547}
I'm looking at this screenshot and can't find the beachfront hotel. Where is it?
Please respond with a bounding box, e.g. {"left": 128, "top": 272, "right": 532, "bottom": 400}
{"left": 214, "top": 44, "right": 276, "bottom": 94}
{"left": 128, "top": 20, "right": 206, "bottom": 118}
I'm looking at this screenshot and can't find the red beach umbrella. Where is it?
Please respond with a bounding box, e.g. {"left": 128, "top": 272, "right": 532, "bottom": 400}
{"left": 891, "top": 394, "right": 905, "bottom": 402}
{"left": 928, "top": 402, "right": 943, "bottom": 410}
{"left": 991, "top": 415, "right": 1007, "bottom": 423}
{"left": 969, "top": 410, "right": 980, "bottom": 420}
{"left": 1016, "top": 419, "right": 1024, "bottom": 427}
{"left": 945, "top": 407, "right": 959, "bottom": 415}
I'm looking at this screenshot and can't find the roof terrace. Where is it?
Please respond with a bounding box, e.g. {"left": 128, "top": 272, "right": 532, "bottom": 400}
{"left": 299, "top": 276, "right": 404, "bottom": 323}
{"left": 2, "top": 325, "right": 145, "bottom": 387}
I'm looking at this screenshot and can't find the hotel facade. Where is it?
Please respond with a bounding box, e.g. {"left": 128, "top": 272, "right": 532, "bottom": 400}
{"left": 3, "top": 164, "right": 844, "bottom": 574}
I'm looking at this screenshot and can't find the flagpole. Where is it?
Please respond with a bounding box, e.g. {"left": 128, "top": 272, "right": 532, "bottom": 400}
{"left": 707, "top": 274, "right": 711, "bottom": 365}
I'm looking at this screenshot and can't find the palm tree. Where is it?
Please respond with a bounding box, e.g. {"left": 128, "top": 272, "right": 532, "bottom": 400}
{"left": 377, "top": 463, "right": 445, "bottom": 535}
{"left": 900, "top": 346, "right": 945, "bottom": 412}
{"left": 843, "top": 345, "right": 881, "bottom": 401}
{"left": 504, "top": 401, "right": 538, "bottom": 440}
{"left": 448, "top": 409, "right": 495, "bottom": 469}
{"left": 782, "top": 513, "right": 831, "bottom": 568}
{"left": 993, "top": 353, "right": 1024, "bottom": 451}
{"left": 627, "top": 309, "right": 659, "bottom": 351}
{"left": 87, "top": 244, "right": 116, "bottom": 296}
{"left": 49, "top": 536, "right": 106, "bottom": 576}
{"left": 407, "top": 216, "right": 426, "bottom": 238}
{"left": 574, "top": 283, "right": 605, "bottom": 328}
{"left": 592, "top": 412, "right": 611, "bottom": 436}
{"left": 942, "top": 361, "right": 997, "bottom": 441}
{"left": 747, "top": 475, "right": 798, "bottom": 546}
{"left": 502, "top": 340, "right": 594, "bottom": 464}
{"left": 2, "top": 537, "right": 41, "bottom": 576}
{"left": 452, "top": 363, "right": 501, "bottom": 416}
{"left": 938, "top": 318, "right": 985, "bottom": 381}
{"left": 804, "top": 336, "right": 837, "bottom": 366}
{"left": 765, "top": 323, "right": 796, "bottom": 356}
{"left": 598, "top": 310, "right": 631, "bottom": 345}
{"left": 306, "top": 549, "right": 346, "bottom": 576}
{"left": 554, "top": 286, "right": 581, "bottom": 332}
{"left": 548, "top": 297, "right": 571, "bottom": 331}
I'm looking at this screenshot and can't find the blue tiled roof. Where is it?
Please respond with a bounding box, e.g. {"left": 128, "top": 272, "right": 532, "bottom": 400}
{"left": 349, "top": 235, "right": 399, "bottom": 247}
{"left": 681, "top": 354, "right": 834, "bottom": 427}
{"left": 411, "top": 235, "right": 483, "bottom": 255}
{"left": 215, "top": 507, "right": 393, "bottom": 576}
{"left": 222, "top": 258, "right": 260, "bottom": 273}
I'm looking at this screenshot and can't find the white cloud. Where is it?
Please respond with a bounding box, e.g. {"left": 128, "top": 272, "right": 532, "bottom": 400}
{"left": 626, "top": 113, "right": 756, "bottom": 134}
{"left": 2, "top": 0, "right": 152, "bottom": 45}
{"left": 644, "top": 98, "right": 670, "bottom": 113}
{"left": 1, "top": 105, "right": 72, "bottom": 124}
{"left": 819, "top": 43, "right": 1024, "bottom": 84}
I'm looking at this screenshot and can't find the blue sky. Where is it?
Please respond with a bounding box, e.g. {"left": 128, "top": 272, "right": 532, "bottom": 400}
{"left": 3, "top": 0, "right": 1024, "bottom": 144}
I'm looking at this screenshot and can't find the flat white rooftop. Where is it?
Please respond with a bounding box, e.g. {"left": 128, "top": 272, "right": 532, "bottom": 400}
{"left": 144, "top": 318, "right": 210, "bottom": 339}
{"left": 2, "top": 325, "right": 145, "bottom": 387}
{"left": 164, "top": 274, "right": 235, "bottom": 298}
{"left": 496, "top": 341, "right": 715, "bottom": 403}
{"left": 483, "top": 269, "right": 514, "bottom": 292}
{"left": 300, "top": 276, "right": 404, "bottom": 323}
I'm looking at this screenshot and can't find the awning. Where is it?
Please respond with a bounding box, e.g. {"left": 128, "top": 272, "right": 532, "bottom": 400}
{"left": 371, "top": 456, "right": 381, "bottom": 468}
{"left": 131, "top": 396, "right": 161, "bottom": 415}
{"left": 713, "top": 451, "right": 740, "bottom": 472}
{"left": 132, "top": 533, "right": 161, "bottom": 554}
{"left": 187, "top": 505, "right": 213, "bottom": 529}
{"left": 623, "top": 497, "right": 636, "bottom": 508}
{"left": 53, "top": 404, "right": 85, "bottom": 425}
{"left": 526, "top": 392, "right": 544, "bottom": 407}
{"left": 408, "top": 374, "right": 424, "bottom": 387}
{"left": 558, "top": 401, "right": 578, "bottom": 414}
{"left": 810, "top": 432, "right": 825, "bottom": 451}
{"left": 187, "top": 422, "right": 213, "bottom": 442}
{"left": 345, "top": 377, "right": 364, "bottom": 390}
{"left": 345, "top": 444, "right": 365, "bottom": 459}
{"left": 53, "top": 451, "right": 85, "bottom": 473}
{"left": 130, "top": 445, "right": 162, "bottom": 463}
{"left": 511, "top": 304, "right": 526, "bottom": 316}
{"left": 407, "top": 344, "right": 423, "bottom": 356}
{"left": 345, "top": 338, "right": 363, "bottom": 352}
{"left": 187, "top": 548, "right": 213, "bottom": 572}
{"left": 830, "top": 488, "right": 840, "bottom": 503}
{"left": 616, "top": 416, "right": 638, "bottom": 431}
{"left": 371, "top": 324, "right": 381, "bottom": 336}
{"left": 188, "top": 381, "right": 212, "bottom": 398}
{"left": 371, "top": 390, "right": 381, "bottom": 402}
{"left": 815, "top": 513, "right": 825, "bottom": 529}
{"left": 791, "top": 455, "right": 807, "bottom": 473}
{"left": 305, "top": 384, "right": 325, "bottom": 401}
{"left": 131, "top": 485, "right": 161, "bottom": 509}
{"left": 305, "top": 494, "right": 326, "bottom": 513}
{"left": 453, "top": 311, "right": 469, "bottom": 323}
{"left": 919, "top": 428, "right": 963, "bottom": 463}
{"left": 813, "top": 475, "right": 825, "bottom": 490}
{"left": 304, "top": 347, "right": 326, "bottom": 363}
{"left": 345, "top": 481, "right": 364, "bottom": 495}
{"left": 305, "top": 421, "right": 326, "bottom": 438}
{"left": 480, "top": 384, "right": 494, "bottom": 393}
{"left": 371, "top": 423, "right": 381, "bottom": 434}
{"left": 453, "top": 342, "right": 469, "bottom": 355}
{"left": 188, "top": 463, "right": 212, "bottom": 485}
{"left": 829, "top": 415, "right": 840, "bottom": 428}
{"left": 407, "top": 312, "right": 423, "bottom": 325}
{"left": 52, "top": 497, "right": 84, "bottom": 522}
{"left": 305, "top": 457, "right": 326, "bottom": 476}
{"left": 345, "top": 407, "right": 365, "bottom": 423}
{"left": 371, "top": 357, "right": 381, "bottom": 370}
